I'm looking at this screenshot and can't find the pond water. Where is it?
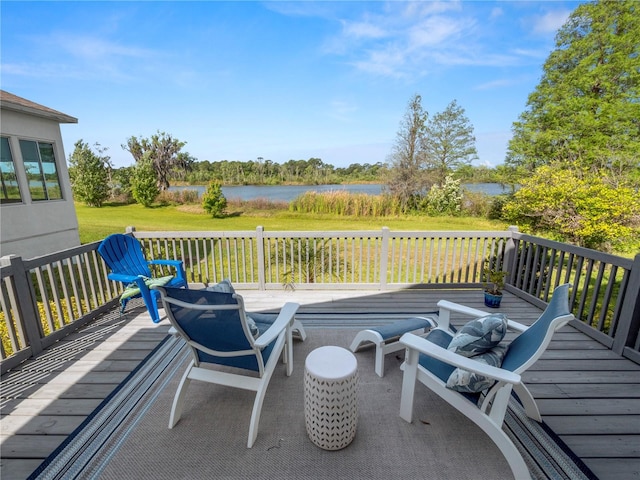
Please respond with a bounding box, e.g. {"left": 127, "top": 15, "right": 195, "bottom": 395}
{"left": 169, "top": 183, "right": 512, "bottom": 202}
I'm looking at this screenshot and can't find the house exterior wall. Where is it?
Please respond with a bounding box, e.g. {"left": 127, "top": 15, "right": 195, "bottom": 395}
{"left": 1, "top": 108, "right": 80, "bottom": 259}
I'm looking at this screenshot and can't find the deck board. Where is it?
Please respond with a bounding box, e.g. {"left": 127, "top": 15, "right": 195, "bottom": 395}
{"left": 1, "top": 288, "right": 639, "bottom": 479}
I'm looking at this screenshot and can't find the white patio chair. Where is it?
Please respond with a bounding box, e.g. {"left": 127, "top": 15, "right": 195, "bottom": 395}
{"left": 155, "top": 286, "right": 300, "bottom": 448}
{"left": 399, "top": 284, "right": 574, "bottom": 480}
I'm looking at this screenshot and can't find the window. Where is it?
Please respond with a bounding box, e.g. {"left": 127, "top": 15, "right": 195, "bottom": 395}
{"left": 0, "top": 137, "right": 22, "bottom": 204}
{"left": 19, "top": 139, "right": 62, "bottom": 201}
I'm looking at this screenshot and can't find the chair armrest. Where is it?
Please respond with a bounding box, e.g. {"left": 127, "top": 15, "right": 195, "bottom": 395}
{"left": 108, "top": 272, "right": 138, "bottom": 283}
{"left": 254, "top": 302, "right": 300, "bottom": 348}
{"left": 437, "top": 300, "right": 529, "bottom": 333}
{"left": 506, "top": 319, "right": 528, "bottom": 333}
{"left": 148, "top": 259, "right": 183, "bottom": 267}
{"left": 148, "top": 259, "right": 187, "bottom": 282}
{"left": 399, "top": 332, "right": 521, "bottom": 385}
{"left": 437, "top": 300, "right": 489, "bottom": 318}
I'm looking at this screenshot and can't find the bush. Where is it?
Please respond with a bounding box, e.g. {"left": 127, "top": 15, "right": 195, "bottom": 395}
{"left": 461, "top": 190, "right": 492, "bottom": 217}
{"left": 502, "top": 166, "right": 640, "bottom": 251}
{"left": 131, "top": 157, "right": 160, "bottom": 207}
{"left": 68, "top": 140, "right": 110, "bottom": 207}
{"left": 422, "top": 176, "right": 462, "bottom": 215}
{"left": 202, "top": 181, "right": 227, "bottom": 217}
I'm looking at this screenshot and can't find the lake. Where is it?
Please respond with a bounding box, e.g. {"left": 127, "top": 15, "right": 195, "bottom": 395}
{"left": 169, "top": 183, "right": 512, "bottom": 202}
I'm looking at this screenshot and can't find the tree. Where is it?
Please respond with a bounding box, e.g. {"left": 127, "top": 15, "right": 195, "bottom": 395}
{"left": 386, "top": 94, "right": 430, "bottom": 210}
{"left": 504, "top": 0, "right": 640, "bottom": 248}
{"left": 424, "top": 100, "right": 477, "bottom": 184}
{"left": 111, "top": 166, "right": 134, "bottom": 203}
{"left": 502, "top": 166, "right": 640, "bottom": 251}
{"left": 202, "top": 181, "right": 227, "bottom": 218}
{"left": 68, "top": 140, "right": 111, "bottom": 207}
{"left": 131, "top": 155, "right": 160, "bottom": 207}
{"left": 123, "top": 131, "right": 191, "bottom": 191}
{"left": 507, "top": 0, "right": 640, "bottom": 176}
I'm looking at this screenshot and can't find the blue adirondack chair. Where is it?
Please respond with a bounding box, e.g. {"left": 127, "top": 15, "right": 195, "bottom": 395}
{"left": 98, "top": 234, "right": 187, "bottom": 323}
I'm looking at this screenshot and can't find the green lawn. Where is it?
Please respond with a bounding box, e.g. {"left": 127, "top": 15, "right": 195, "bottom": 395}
{"left": 75, "top": 202, "right": 510, "bottom": 244}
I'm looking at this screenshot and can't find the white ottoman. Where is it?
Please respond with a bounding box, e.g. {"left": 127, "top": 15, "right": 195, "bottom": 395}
{"left": 304, "top": 346, "right": 358, "bottom": 450}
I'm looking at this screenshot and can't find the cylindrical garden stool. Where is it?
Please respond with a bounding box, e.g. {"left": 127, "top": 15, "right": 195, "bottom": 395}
{"left": 304, "top": 345, "right": 358, "bottom": 450}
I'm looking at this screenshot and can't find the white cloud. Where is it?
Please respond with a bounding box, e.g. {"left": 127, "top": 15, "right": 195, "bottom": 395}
{"left": 408, "top": 15, "right": 471, "bottom": 49}
{"left": 320, "top": 2, "right": 527, "bottom": 79}
{"left": 490, "top": 7, "right": 503, "bottom": 20}
{"left": 54, "top": 34, "right": 153, "bottom": 62}
{"left": 342, "top": 20, "right": 387, "bottom": 39}
{"left": 328, "top": 99, "right": 358, "bottom": 122}
{"left": 532, "top": 9, "right": 571, "bottom": 35}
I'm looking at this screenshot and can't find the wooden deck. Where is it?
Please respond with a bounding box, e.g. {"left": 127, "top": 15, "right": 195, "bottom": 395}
{"left": 1, "top": 288, "right": 639, "bottom": 480}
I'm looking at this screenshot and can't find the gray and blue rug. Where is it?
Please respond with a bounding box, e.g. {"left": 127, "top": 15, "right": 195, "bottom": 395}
{"left": 30, "top": 329, "right": 597, "bottom": 480}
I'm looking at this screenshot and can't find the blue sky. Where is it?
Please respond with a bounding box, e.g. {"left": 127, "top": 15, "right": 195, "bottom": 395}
{"left": 2, "top": 1, "right": 582, "bottom": 169}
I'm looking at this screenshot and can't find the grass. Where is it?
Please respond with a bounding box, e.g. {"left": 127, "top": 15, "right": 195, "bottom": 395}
{"left": 75, "top": 202, "right": 510, "bottom": 244}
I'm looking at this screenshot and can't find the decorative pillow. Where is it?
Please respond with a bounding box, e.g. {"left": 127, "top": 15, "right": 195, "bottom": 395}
{"left": 447, "top": 313, "right": 508, "bottom": 357}
{"left": 205, "top": 279, "right": 235, "bottom": 294}
{"left": 245, "top": 314, "right": 261, "bottom": 338}
{"left": 446, "top": 344, "right": 509, "bottom": 393}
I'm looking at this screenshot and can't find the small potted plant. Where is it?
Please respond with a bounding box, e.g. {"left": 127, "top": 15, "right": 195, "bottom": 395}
{"left": 483, "top": 266, "right": 508, "bottom": 308}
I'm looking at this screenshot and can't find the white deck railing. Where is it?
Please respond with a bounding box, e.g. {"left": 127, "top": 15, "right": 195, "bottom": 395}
{"left": 2, "top": 227, "right": 639, "bottom": 373}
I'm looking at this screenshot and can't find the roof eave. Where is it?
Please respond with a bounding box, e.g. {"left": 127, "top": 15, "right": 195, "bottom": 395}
{"left": 0, "top": 100, "right": 78, "bottom": 124}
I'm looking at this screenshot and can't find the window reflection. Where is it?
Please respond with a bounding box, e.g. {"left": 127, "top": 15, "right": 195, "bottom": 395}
{"left": 19, "top": 139, "right": 62, "bottom": 201}
{"left": 0, "top": 137, "right": 22, "bottom": 203}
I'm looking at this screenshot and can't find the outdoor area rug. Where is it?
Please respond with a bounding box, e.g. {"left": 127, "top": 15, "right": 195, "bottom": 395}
{"left": 30, "top": 328, "right": 597, "bottom": 480}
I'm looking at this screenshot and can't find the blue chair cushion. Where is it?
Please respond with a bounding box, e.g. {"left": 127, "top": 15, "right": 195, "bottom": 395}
{"left": 418, "top": 329, "right": 457, "bottom": 382}
{"left": 446, "top": 344, "right": 509, "bottom": 393}
{"left": 206, "top": 280, "right": 259, "bottom": 337}
{"left": 371, "top": 316, "right": 435, "bottom": 341}
{"left": 447, "top": 313, "right": 508, "bottom": 357}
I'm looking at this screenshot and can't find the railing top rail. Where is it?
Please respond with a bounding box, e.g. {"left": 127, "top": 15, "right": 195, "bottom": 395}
{"left": 385, "top": 231, "right": 511, "bottom": 239}
{"left": 133, "top": 228, "right": 515, "bottom": 240}
{"left": 133, "top": 230, "right": 259, "bottom": 239}
{"left": 2, "top": 241, "right": 102, "bottom": 271}
{"left": 512, "top": 232, "right": 634, "bottom": 268}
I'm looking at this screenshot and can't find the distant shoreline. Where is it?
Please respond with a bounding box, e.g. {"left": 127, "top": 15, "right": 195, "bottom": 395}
{"left": 169, "top": 183, "right": 513, "bottom": 202}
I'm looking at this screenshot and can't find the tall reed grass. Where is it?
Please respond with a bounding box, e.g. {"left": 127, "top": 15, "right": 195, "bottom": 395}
{"left": 289, "top": 191, "right": 405, "bottom": 217}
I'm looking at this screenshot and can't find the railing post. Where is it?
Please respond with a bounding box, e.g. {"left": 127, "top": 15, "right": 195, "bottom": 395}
{"left": 379, "top": 227, "right": 390, "bottom": 290}
{"left": 1, "top": 254, "right": 44, "bottom": 356}
{"left": 612, "top": 253, "right": 640, "bottom": 356}
{"left": 256, "top": 226, "right": 266, "bottom": 291}
{"left": 504, "top": 226, "right": 519, "bottom": 286}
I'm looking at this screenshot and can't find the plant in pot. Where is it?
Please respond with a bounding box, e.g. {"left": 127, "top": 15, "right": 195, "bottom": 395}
{"left": 483, "top": 267, "right": 508, "bottom": 308}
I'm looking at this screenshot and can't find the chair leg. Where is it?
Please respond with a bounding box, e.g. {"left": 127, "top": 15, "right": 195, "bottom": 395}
{"left": 471, "top": 406, "right": 531, "bottom": 480}
{"left": 513, "top": 383, "right": 542, "bottom": 422}
{"left": 247, "top": 337, "right": 284, "bottom": 448}
{"left": 292, "top": 318, "right": 307, "bottom": 341}
{"left": 247, "top": 381, "right": 269, "bottom": 448}
{"left": 137, "top": 280, "right": 161, "bottom": 323}
{"left": 169, "top": 362, "right": 194, "bottom": 428}
{"left": 285, "top": 323, "right": 293, "bottom": 377}
{"left": 399, "top": 348, "right": 419, "bottom": 423}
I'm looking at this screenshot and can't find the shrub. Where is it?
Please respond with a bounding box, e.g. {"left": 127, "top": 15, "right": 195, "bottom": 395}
{"left": 131, "top": 156, "right": 160, "bottom": 207}
{"left": 202, "top": 181, "right": 227, "bottom": 217}
{"left": 422, "top": 176, "right": 462, "bottom": 215}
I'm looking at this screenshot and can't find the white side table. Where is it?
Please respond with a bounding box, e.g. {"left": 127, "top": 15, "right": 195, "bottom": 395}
{"left": 304, "top": 346, "right": 358, "bottom": 450}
